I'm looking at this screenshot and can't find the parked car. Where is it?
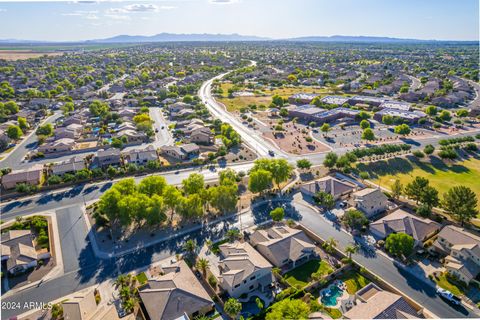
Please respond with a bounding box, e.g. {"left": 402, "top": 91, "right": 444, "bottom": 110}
{"left": 436, "top": 288, "right": 461, "bottom": 305}
{"left": 268, "top": 150, "right": 275, "bottom": 156}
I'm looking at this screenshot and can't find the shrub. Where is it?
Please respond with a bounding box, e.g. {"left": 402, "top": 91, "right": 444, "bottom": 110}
{"left": 412, "top": 150, "right": 425, "bottom": 158}
{"left": 208, "top": 274, "right": 217, "bottom": 288}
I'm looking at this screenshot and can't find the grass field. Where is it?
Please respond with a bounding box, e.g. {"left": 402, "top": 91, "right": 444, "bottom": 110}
{"left": 217, "top": 83, "right": 337, "bottom": 112}
{"left": 284, "top": 259, "right": 333, "bottom": 288}
{"left": 339, "top": 270, "right": 370, "bottom": 294}
{"left": 357, "top": 155, "right": 480, "bottom": 211}
{"left": 434, "top": 272, "right": 466, "bottom": 296}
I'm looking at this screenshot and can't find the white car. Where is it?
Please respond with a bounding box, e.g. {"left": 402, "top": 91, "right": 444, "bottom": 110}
{"left": 436, "top": 287, "right": 461, "bottom": 305}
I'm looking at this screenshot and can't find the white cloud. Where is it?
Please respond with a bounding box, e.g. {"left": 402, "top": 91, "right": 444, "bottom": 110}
{"left": 209, "top": 0, "right": 238, "bottom": 4}
{"left": 106, "top": 3, "right": 176, "bottom": 14}
{"left": 62, "top": 10, "right": 99, "bottom": 19}
{"left": 104, "top": 14, "right": 130, "bottom": 20}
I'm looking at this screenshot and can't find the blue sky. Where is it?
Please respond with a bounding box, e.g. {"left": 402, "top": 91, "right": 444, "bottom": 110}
{"left": 0, "top": 0, "right": 478, "bottom": 41}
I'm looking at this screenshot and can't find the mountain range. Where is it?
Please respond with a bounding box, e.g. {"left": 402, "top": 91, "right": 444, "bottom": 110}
{"left": 0, "top": 33, "right": 476, "bottom": 44}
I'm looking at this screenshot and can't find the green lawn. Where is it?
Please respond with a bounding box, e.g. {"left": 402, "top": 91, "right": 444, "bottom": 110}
{"left": 136, "top": 272, "right": 148, "bottom": 286}
{"left": 339, "top": 270, "right": 370, "bottom": 294}
{"left": 325, "top": 307, "right": 342, "bottom": 319}
{"left": 357, "top": 155, "right": 480, "bottom": 212}
{"left": 434, "top": 272, "right": 466, "bottom": 296}
{"left": 284, "top": 259, "right": 333, "bottom": 288}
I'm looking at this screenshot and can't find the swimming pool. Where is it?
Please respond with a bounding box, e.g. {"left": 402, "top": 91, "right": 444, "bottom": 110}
{"left": 321, "top": 285, "right": 344, "bottom": 307}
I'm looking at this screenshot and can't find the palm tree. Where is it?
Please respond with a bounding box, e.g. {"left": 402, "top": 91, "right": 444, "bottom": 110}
{"left": 345, "top": 244, "right": 358, "bottom": 258}
{"left": 183, "top": 239, "right": 197, "bottom": 255}
{"left": 323, "top": 237, "right": 338, "bottom": 254}
{"left": 114, "top": 274, "right": 128, "bottom": 288}
{"left": 224, "top": 298, "right": 242, "bottom": 319}
{"left": 196, "top": 258, "right": 210, "bottom": 277}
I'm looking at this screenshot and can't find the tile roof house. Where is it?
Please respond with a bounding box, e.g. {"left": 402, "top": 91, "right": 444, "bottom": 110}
{"left": 344, "top": 283, "right": 421, "bottom": 319}
{"left": 122, "top": 145, "right": 158, "bottom": 165}
{"left": 370, "top": 209, "right": 441, "bottom": 246}
{"left": 431, "top": 226, "right": 480, "bottom": 283}
{"left": 139, "top": 260, "right": 214, "bottom": 320}
{"left": 38, "top": 138, "right": 75, "bottom": 154}
{"left": 1, "top": 230, "right": 38, "bottom": 274}
{"left": 161, "top": 143, "right": 200, "bottom": 160}
{"left": 300, "top": 176, "right": 356, "bottom": 199}
{"left": 353, "top": 188, "right": 388, "bottom": 218}
{"left": 51, "top": 157, "right": 86, "bottom": 176}
{"left": 250, "top": 225, "right": 317, "bottom": 270}
{"left": 62, "top": 288, "right": 98, "bottom": 320}
{"left": 91, "top": 148, "right": 121, "bottom": 168}
{"left": 1, "top": 164, "right": 44, "bottom": 190}
{"left": 188, "top": 126, "right": 214, "bottom": 145}
{"left": 218, "top": 241, "right": 274, "bottom": 299}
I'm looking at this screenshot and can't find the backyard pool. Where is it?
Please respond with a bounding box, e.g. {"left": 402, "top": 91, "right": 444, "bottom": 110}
{"left": 321, "top": 284, "right": 344, "bottom": 307}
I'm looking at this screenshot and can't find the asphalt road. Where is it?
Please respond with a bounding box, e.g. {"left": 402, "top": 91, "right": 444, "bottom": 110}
{"left": 0, "top": 112, "right": 62, "bottom": 169}
{"left": 149, "top": 107, "right": 173, "bottom": 147}
{"left": 1, "top": 198, "right": 475, "bottom": 319}
{"left": 56, "top": 206, "right": 94, "bottom": 273}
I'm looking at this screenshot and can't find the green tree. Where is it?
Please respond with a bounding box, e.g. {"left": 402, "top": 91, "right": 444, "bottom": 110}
{"left": 219, "top": 168, "right": 238, "bottom": 185}
{"left": 424, "top": 144, "right": 435, "bottom": 155}
{"left": 425, "top": 105, "right": 438, "bottom": 116}
{"left": 345, "top": 244, "right": 358, "bottom": 258}
{"left": 323, "top": 237, "right": 338, "bottom": 254}
{"left": 196, "top": 258, "right": 210, "bottom": 277}
{"left": 209, "top": 184, "right": 238, "bottom": 214}
{"left": 442, "top": 186, "right": 478, "bottom": 226}
{"left": 385, "top": 232, "right": 414, "bottom": 259}
{"left": 360, "top": 119, "right": 370, "bottom": 129}
{"left": 6, "top": 125, "right": 22, "bottom": 139}
{"left": 391, "top": 179, "right": 403, "bottom": 200}
{"left": 36, "top": 123, "right": 53, "bottom": 136}
{"left": 342, "top": 209, "right": 368, "bottom": 231}
{"left": 138, "top": 176, "right": 167, "bottom": 197}
{"left": 145, "top": 195, "right": 167, "bottom": 227}
{"left": 224, "top": 298, "right": 242, "bottom": 319}
{"left": 320, "top": 123, "right": 331, "bottom": 135}
{"left": 439, "top": 110, "right": 452, "bottom": 122}
{"left": 382, "top": 115, "right": 394, "bottom": 125}
{"left": 182, "top": 173, "right": 205, "bottom": 195}
{"left": 89, "top": 100, "right": 110, "bottom": 118}
{"left": 314, "top": 191, "right": 335, "bottom": 210}
{"left": 178, "top": 194, "right": 203, "bottom": 220}
{"left": 270, "top": 207, "right": 285, "bottom": 222}
{"left": 183, "top": 239, "right": 196, "bottom": 255}
{"left": 248, "top": 169, "right": 272, "bottom": 193}
{"left": 456, "top": 109, "right": 469, "bottom": 118}
{"left": 163, "top": 185, "right": 182, "bottom": 220}
{"left": 296, "top": 159, "right": 312, "bottom": 171}
{"left": 4, "top": 101, "right": 19, "bottom": 114}
{"left": 362, "top": 128, "right": 375, "bottom": 140}
{"left": 404, "top": 176, "right": 438, "bottom": 209}
{"left": 323, "top": 152, "right": 338, "bottom": 169}
{"left": 17, "top": 117, "right": 28, "bottom": 132}
{"left": 394, "top": 124, "right": 411, "bottom": 135}
{"left": 266, "top": 299, "right": 310, "bottom": 320}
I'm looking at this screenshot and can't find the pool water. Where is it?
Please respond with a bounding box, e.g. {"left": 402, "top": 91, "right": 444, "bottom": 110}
{"left": 321, "top": 285, "right": 343, "bottom": 307}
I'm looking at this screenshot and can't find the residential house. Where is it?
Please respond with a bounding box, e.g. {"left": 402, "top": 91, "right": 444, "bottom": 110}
{"left": 62, "top": 288, "right": 98, "bottom": 320}
{"left": 115, "top": 129, "right": 148, "bottom": 145}
{"left": 370, "top": 209, "right": 441, "bottom": 246}
{"left": 217, "top": 242, "right": 274, "bottom": 299}
{"left": 38, "top": 138, "right": 75, "bottom": 154}
{"left": 51, "top": 157, "right": 86, "bottom": 176}
{"left": 161, "top": 144, "right": 200, "bottom": 160}
{"left": 300, "top": 176, "right": 356, "bottom": 199}
{"left": 123, "top": 145, "right": 158, "bottom": 166}
{"left": 1, "top": 164, "right": 44, "bottom": 189}
{"left": 188, "top": 126, "right": 214, "bottom": 145}
{"left": 431, "top": 226, "right": 480, "bottom": 284}
{"left": 353, "top": 188, "right": 388, "bottom": 218}
{"left": 1, "top": 230, "right": 39, "bottom": 274}
{"left": 91, "top": 148, "right": 121, "bottom": 168}
{"left": 344, "top": 283, "right": 421, "bottom": 319}
{"left": 250, "top": 225, "right": 317, "bottom": 270}
{"left": 139, "top": 260, "right": 214, "bottom": 320}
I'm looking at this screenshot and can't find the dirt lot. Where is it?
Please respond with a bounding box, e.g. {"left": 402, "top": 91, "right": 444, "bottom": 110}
{"left": 0, "top": 50, "right": 63, "bottom": 61}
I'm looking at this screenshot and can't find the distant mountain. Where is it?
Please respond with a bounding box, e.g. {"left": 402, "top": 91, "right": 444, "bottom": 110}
{"left": 89, "top": 33, "right": 270, "bottom": 43}
{"left": 285, "top": 35, "right": 436, "bottom": 43}
{"left": 1, "top": 34, "right": 476, "bottom": 44}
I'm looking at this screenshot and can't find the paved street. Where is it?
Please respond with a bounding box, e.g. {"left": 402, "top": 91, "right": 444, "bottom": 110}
{"left": 2, "top": 196, "right": 475, "bottom": 319}
{"left": 56, "top": 206, "right": 94, "bottom": 273}
{"left": 0, "top": 112, "right": 62, "bottom": 169}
